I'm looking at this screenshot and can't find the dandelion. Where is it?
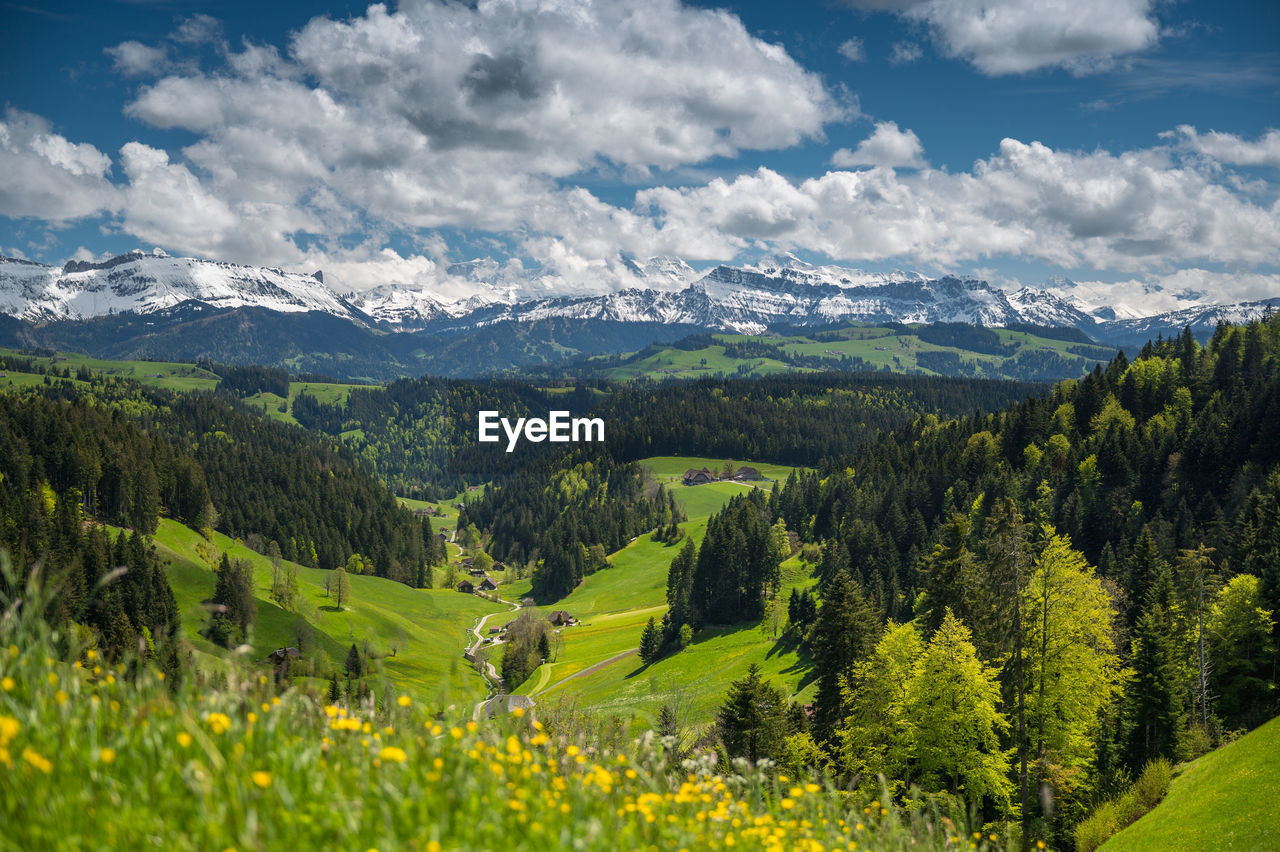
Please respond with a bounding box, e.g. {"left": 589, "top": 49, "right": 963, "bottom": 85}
{"left": 397, "top": 695, "right": 411, "bottom": 707}
{"left": 177, "top": 732, "right": 193, "bottom": 748}
{"left": 379, "top": 746, "right": 407, "bottom": 764}
{"left": 98, "top": 748, "right": 116, "bottom": 764}
{"left": 781, "top": 799, "right": 796, "bottom": 810}
{"left": 206, "top": 713, "right": 232, "bottom": 735}
{"left": 47, "top": 672, "right": 58, "bottom": 686}
{"left": 0, "top": 716, "right": 18, "bottom": 746}
{"left": 251, "top": 771, "right": 272, "bottom": 788}
{"left": 1, "top": 676, "right": 14, "bottom": 691}
{"left": 22, "top": 748, "right": 52, "bottom": 774}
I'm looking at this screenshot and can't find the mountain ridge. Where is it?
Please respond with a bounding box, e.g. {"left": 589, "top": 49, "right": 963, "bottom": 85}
{"left": 3, "top": 250, "right": 1276, "bottom": 356}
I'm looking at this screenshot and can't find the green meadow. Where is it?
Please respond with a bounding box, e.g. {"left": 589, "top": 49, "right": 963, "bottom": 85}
{"left": 497, "top": 456, "right": 816, "bottom": 728}
{"left": 151, "top": 519, "right": 505, "bottom": 708}
{"left": 1102, "top": 716, "right": 1280, "bottom": 852}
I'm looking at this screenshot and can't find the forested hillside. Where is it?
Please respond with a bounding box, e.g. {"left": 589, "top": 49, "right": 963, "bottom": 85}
{"left": 658, "top": 317, "right": 1279, "bottom": 847}
{"left": 0, "top": 378, "right": 445, "bottom": 589}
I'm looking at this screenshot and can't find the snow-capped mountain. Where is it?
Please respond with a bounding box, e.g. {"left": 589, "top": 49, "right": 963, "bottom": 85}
{"left": 0, "top": 250, "right": 365, "bottom": 323}
{"left": 1095, "top": 298, "right": 1280, "bottom": 346}
{"left": 391, "top": 255, "right": 1085, "bottom": 335}
{"left": 3, "top": 249, "right": 1272, "bottom": 343}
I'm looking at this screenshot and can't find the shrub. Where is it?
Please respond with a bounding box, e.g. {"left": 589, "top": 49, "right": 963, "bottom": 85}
{"left": 1074, "top": 800, "right": 1119, "bottom": 852}
{"left": 1074, "top": 758, "right": 1173, "bottom": 852}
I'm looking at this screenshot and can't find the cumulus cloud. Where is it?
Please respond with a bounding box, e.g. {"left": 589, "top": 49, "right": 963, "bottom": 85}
{"left": 1060, "top": 269, "right": 1280, "bottom": 314}
{"left": 1171, "top": 126, "right": 1280, "bottom": 168}
{"left": 105, "top": 41, "right": 169, "bottom": 77}
{"left": 0, "top": 109, "right": 117, "bottom": 221}
{"left": 831, "top": 121, "right": 926, "bottom": 169}
{"left": 638, "top": 138, "right": 1280, "bottom": 271}
{"left": 848, "top": 0, "right": 1159, "bottom": 75}
{"left": 110, "top": 0, "right": 841, "bottom": 274}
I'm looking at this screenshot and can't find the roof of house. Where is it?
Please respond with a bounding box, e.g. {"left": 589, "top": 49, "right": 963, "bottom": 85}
{"left": 457, "top": 580, "right": 475, "bottom": 591}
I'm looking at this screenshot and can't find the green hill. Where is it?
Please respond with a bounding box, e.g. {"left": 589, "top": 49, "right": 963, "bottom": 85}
{"left": 559, "top": 324, "right": 1116, "bottom": 383}
{"left": 150, "top": 519, "right": 506, "bottom": 707}
{"left": 1102, "top": 717, "right": 1280, "bottom": 852}
{"left": 495, "top": 456, "right": 817, "bottom": 727}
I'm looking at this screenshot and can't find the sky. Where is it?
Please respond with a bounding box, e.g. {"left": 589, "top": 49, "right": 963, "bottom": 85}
{"left": 1, "top": 0, "right": 1278, "bottom": 311}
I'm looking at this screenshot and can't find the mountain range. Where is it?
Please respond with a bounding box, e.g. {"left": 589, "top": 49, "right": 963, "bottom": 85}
{"left": 1, "top": 249, "right": 1275, "bottom": 378}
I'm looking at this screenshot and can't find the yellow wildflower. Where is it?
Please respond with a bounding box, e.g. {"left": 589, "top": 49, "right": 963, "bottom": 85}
{"left": 251, "top": 771, "right": 272, "bottom": 788}
{"left": 397, "top": 695, "right": 412, "bottom": 707}
{"left": 0, "top": 716, "right": 18, "bottom": 746}
{"left": 177, "top": 732, "right": 193, "bottom": 748}
{"left": 206, "top": 713, "right": 232, "bottom": 735}
{"left": 98, "top": 748, "right": 116, "bottom": 764}
{"left": 1, "top": 676, "right": 13, "bottom": 691}
{"left": 379, "top": 746, "right": 407, "bottom": 764}
{"left": 22, "top": 748, "right": 52, "bottom": 774}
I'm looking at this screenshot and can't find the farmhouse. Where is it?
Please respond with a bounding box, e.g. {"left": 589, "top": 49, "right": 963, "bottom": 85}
{"left": 264, "top": 647, "right": 301, "bottom": 663}
{"left": 548, "top": 610, "right": 577, "bottom": 627}
{"left": 682, "top": 467, "right": 717, "bottom": 486}
{"left": 456, "top": 579, "right": 475, "bottom": 594}
{"left": 734, "top": 466, "right": 763, "bottom": 481}
{"left": 478, "top": 577, "right": 498, "bottom": 592}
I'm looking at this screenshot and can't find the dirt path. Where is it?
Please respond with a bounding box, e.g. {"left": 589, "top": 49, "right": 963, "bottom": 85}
{"left": 534, "top": 648, "right": 638, "bottom": 697}
{"left": 468, "top": 603, "right": 520, "bottom": 721}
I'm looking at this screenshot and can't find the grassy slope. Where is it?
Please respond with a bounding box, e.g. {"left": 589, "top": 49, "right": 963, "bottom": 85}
{"left": 502, "top": 457, "right": 816, "bottom": 727}
{"left": 151, "top": 519, "right": 506, "bottom": 707}
{"left": 595, "top": 326, "right": 1114, "bottom": 381}
{"left": 1102, "top": 716, "right": 1280, "bottom": 852}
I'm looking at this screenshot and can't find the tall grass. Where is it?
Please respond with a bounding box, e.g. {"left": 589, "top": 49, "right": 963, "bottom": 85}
{"left": 1074, "top": 759, "right": 1173, "bottom": 852}
{"left": 1, "top": 557, "right": 1003, "bottom": 850}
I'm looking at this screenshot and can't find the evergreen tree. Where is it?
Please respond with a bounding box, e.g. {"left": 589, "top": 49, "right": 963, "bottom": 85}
{"left": 345, "top": 643, "right": 363, "bottom": 679}
{"left": 639, "top": 617, "right": 661, "bottom": 664}
{"left": 811, "top": 568, "right": 880, "bottom": 744}
{"left": 716, "top": 664, "right": 791, "bottom": 764}
{"left": 1126, "top": 600, "right": 1184, "bottom": 766}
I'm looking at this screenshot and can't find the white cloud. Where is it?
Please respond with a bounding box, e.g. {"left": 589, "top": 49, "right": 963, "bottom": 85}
{"left": 831, "top": 121, "right": 926, "bottom": 168}
{"left": 838, "top": 38, "right": 866, "bottom": 62}
{"left": 890, "top": 42, "right": 923, "bottom": 64}
{"left": 1060, "top": 269, "right": 1280, "bottom": 314}
{"left": 0, "top": 109, "right": 117, "bottom": 221}
{"left": 638, "top": 138, "right": 1280, "bottom": 272}
{"left": 1171, "top": 126, "right": 1280, "bottom": 168}
{"left": 105, "top": 41, "right": 168, "bottom": 77}
{"left": 110, "top": 0, "right": 842, "bottom": 278}
{"left": 117, "top": 142, "right": 243, "bottom": 258}
{"left": 172, "top": 14, "right": 224, "bottom": 47}
{"left": 849, "top": 0, "right": 1159, "bottom": 75}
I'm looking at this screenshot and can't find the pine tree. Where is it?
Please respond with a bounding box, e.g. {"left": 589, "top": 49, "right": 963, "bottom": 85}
{"left": 811, "top": 568, "right": 880, "bottom": 744}
{"left": 345, "top": 643, "right": 363, "bottom": 678}
{"left": 1126, "top": 600, "right": 1184, "bottom": 766}
{"left": 639, "top": 617, "right": 661, "bottom": 663}
{"left": 716, "top": 664, "right": 791, "bottom": 764}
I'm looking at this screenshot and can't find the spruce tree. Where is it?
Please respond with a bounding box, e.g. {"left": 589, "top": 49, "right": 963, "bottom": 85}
{"left": 811, "top": 568, "right": 880, "bottom": 744}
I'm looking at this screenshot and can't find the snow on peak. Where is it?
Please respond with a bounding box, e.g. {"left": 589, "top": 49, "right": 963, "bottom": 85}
{"left": 0, "top": 251, "right": 361, "bottom": 322}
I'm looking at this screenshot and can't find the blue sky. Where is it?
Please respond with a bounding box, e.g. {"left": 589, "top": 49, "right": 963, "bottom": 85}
{"left": 1, "top": 0, "right": 1277, "bottom": 310}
